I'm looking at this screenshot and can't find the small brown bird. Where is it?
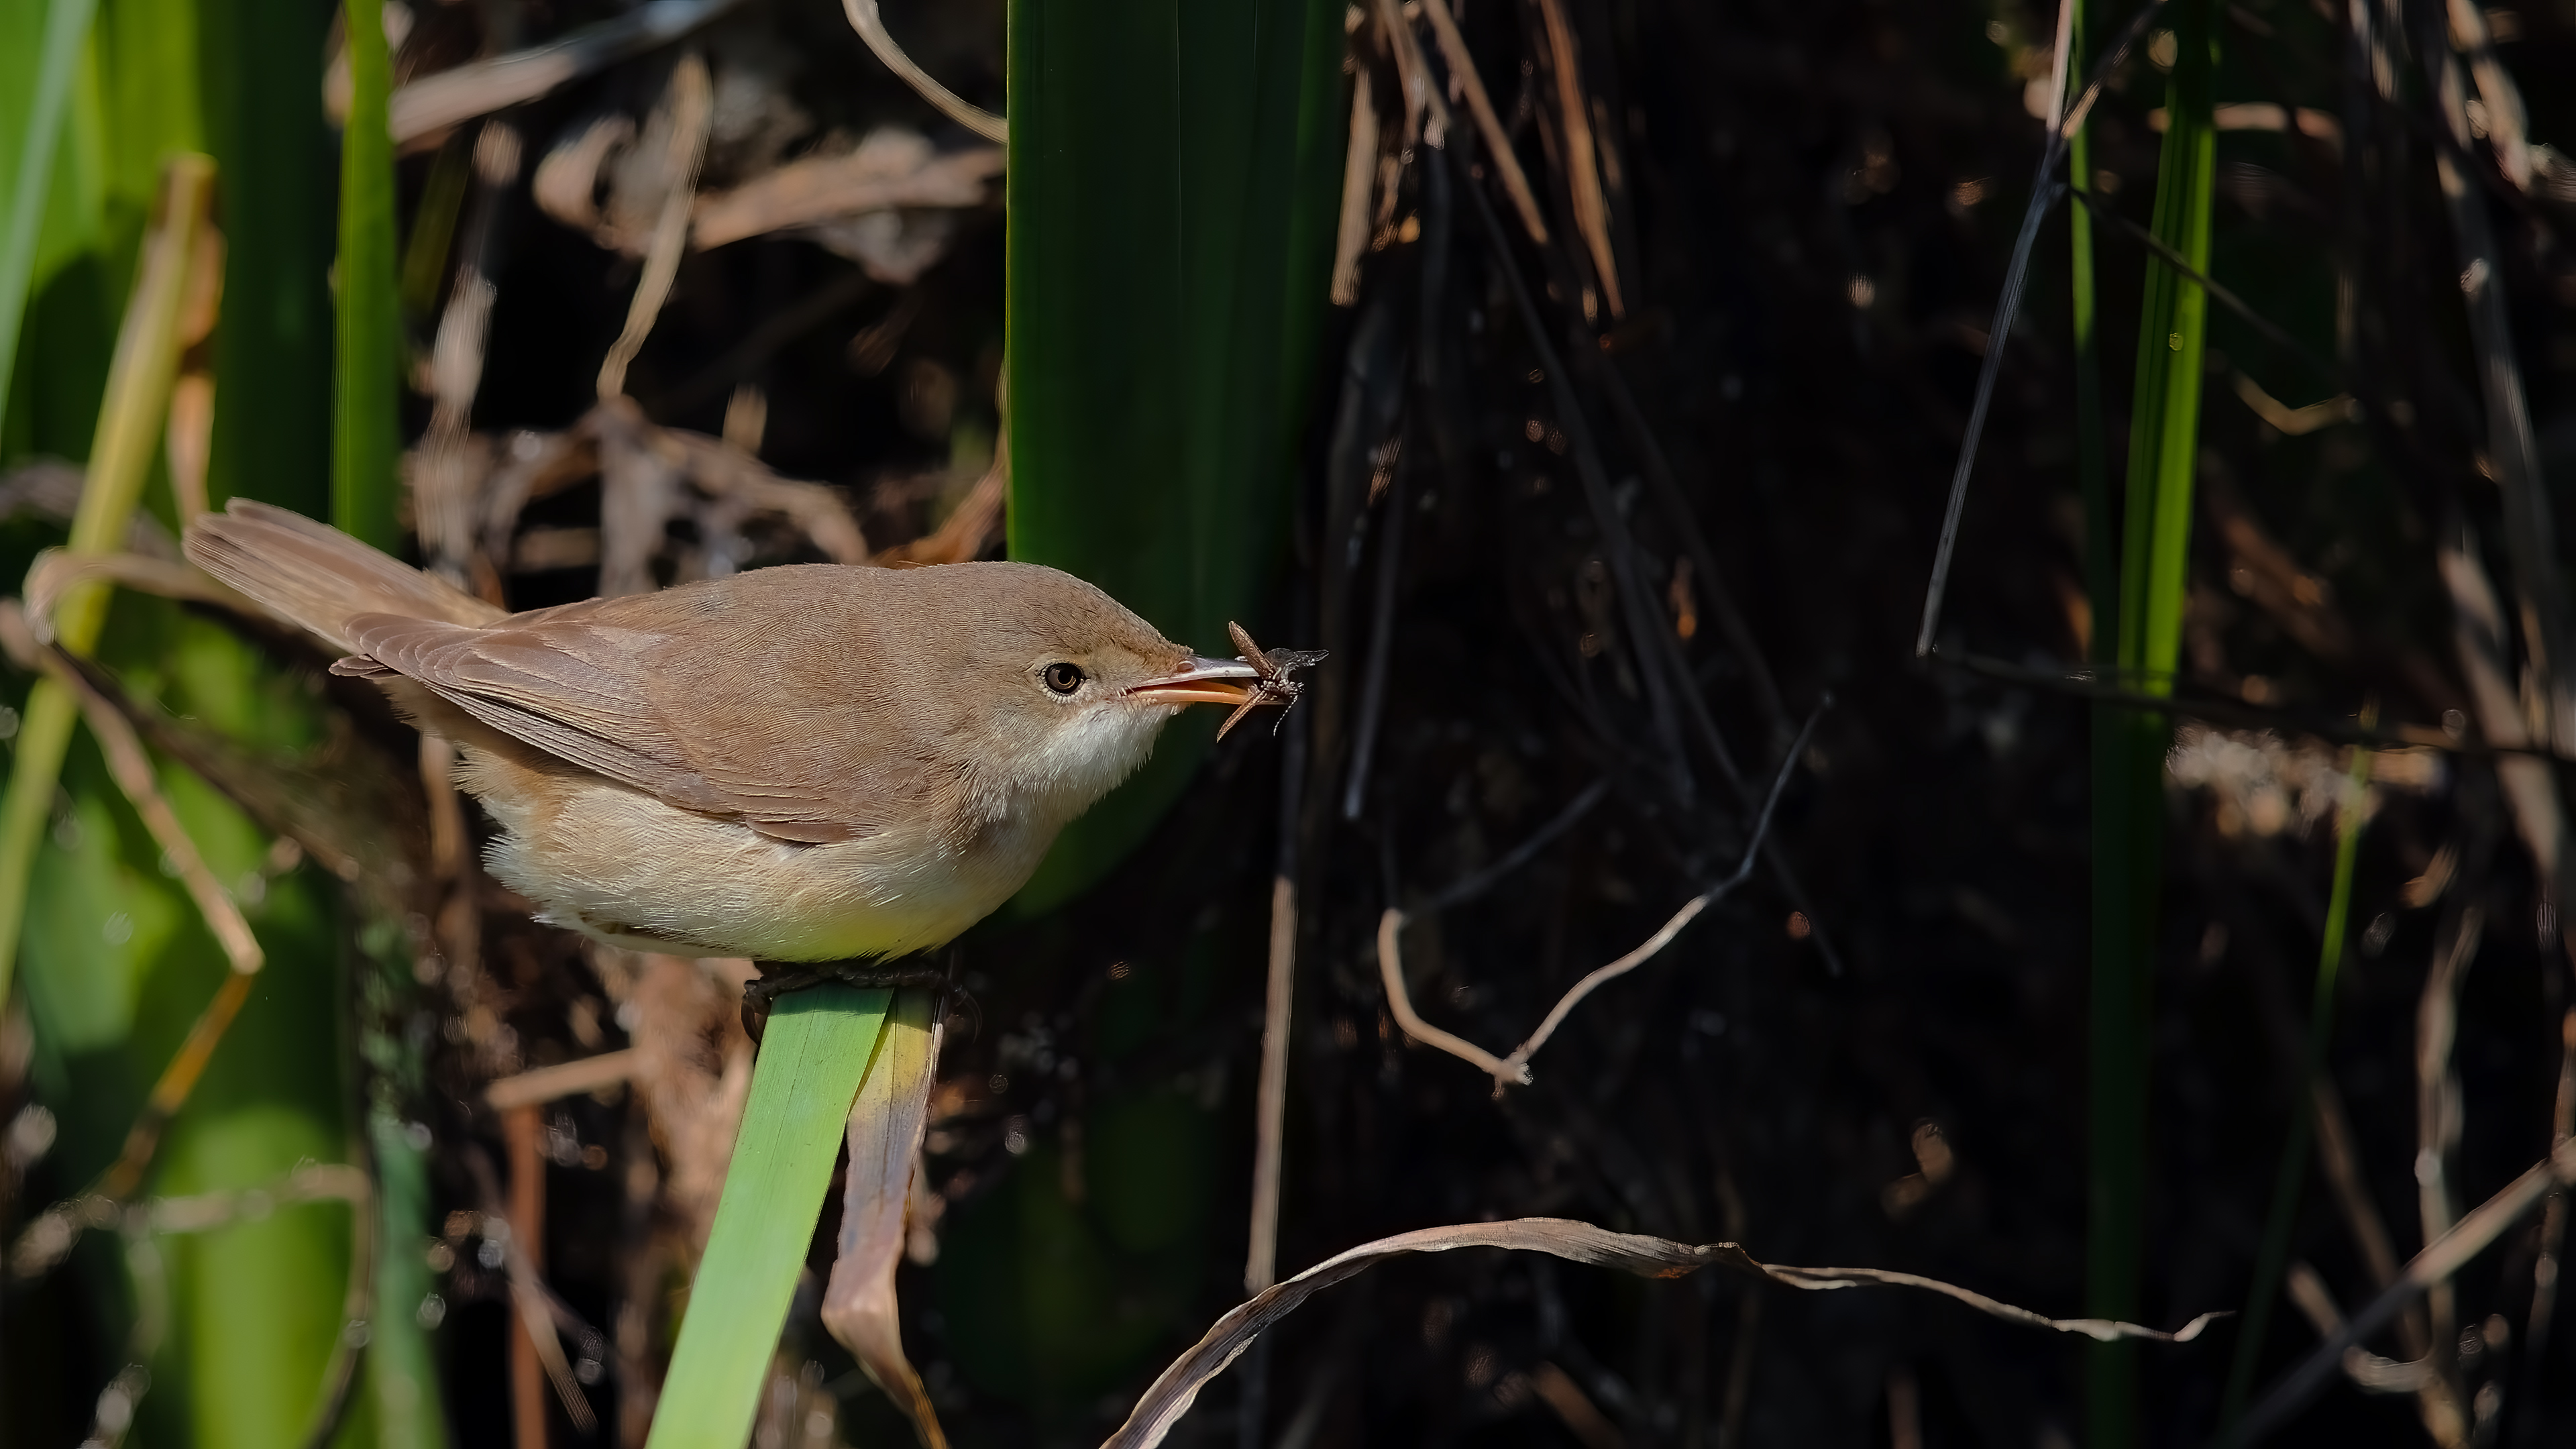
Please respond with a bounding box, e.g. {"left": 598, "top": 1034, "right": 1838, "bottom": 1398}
{"left": 184, "top": 500, "right": 1298, "bottom": 962}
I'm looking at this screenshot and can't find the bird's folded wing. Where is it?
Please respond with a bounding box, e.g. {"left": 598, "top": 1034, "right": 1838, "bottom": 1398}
{"left": 339, "top": 610, "right": 865, "bottom": 843}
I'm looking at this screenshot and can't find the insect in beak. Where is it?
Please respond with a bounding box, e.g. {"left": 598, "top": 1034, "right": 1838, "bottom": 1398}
{"left": 1124, "top": 623, "right": 1327, "bottom": 738}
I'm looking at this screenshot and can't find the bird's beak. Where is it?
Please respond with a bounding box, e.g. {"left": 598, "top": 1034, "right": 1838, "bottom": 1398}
{"left": 1126, "top": 655, "right": 1261, "bottom": 707}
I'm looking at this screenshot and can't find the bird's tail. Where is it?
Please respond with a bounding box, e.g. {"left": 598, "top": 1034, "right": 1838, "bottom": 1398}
{"left": 184, "top": 499, "right": 503, "bottom": 652}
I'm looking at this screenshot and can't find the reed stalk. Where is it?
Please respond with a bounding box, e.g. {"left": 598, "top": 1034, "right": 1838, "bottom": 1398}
{"left": 333, "top": 0, "right": 401, "bottom": 550}
{"left": 2088, "top": 2, "right": 2215, "bottom": 1444}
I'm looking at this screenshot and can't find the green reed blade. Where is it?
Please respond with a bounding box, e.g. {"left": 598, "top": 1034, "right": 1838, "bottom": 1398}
{"left": 649, "top": 985, "right": 891, "bottom": 1449}
{"left": 2090, "top": 3, "right": 2216, "bottom": 1446}
{"left": 0, "top": 0, "right": 99, "bottom": 425}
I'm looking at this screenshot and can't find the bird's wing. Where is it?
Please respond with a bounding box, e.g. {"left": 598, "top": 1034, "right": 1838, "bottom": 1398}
{"left": 341, "top": 606, "right": 870, "bottom": 844}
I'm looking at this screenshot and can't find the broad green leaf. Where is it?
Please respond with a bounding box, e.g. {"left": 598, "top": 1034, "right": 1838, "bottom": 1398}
{"left": 1004, "top": 0, "right": 1345, "bottom": 911}
{"left": 198, "top": 0, "right": 332, "bottom": 517}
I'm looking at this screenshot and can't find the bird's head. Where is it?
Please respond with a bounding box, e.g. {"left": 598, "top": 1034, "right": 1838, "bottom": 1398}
{"left": 912, "top": 563, "right": 1277, "bottom": 822}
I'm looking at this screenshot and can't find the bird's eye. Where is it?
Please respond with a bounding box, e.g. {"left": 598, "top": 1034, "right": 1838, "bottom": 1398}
{"left": 1042, "top": 662, "right": 1087, "bottom": 695}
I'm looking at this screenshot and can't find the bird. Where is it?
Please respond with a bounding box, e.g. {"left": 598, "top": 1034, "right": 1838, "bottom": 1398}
{"left": 183, "top": 498, "right": 1301, "bottom": 966}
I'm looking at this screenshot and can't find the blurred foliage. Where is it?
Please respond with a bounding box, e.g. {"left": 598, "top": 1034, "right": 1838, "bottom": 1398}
{"left": 0, "top": 0, "right": 430, "bottom": 1440}
{"left": 5, "top": 0, "right": 2576, "bottom": 1445}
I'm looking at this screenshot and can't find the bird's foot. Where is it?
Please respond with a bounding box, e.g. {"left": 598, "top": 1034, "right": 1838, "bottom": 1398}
{"left": 741, "top": 959, "right": 951, "bottom": 1044}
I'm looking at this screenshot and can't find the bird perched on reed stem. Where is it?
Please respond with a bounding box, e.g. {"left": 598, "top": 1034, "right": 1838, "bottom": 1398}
{"left": 185, "top": 499, "right": 1303, "bottom": 963}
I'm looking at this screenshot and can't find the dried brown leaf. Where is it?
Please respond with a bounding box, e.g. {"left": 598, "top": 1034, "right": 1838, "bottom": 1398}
{"left": 820, "top": 988, "right": 947, "bottom": 1449}
{"left": 1103, "top": 1218, "right": 2220, "bottom": 1449}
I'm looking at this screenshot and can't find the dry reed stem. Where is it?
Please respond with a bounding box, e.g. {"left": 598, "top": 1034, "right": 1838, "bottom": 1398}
{"left": 0, "top": 602, "right": 270, "bottom": 1202}
{"left": 2414, "top": 904, "right": 2487, "bottom": 1430}
{"left": 1372, "top": 0, "right": 1450, "bottom": 150}
{"left": 1245, "top": 873, "right": 1298, "bottom": 1293}
{"left": 1329, "top": 70, "right": 1379, "bottom": 307}
{"left": 388, "top": 0, "right": 747, "bottom": 144}
{"left": 840, "top": 0, "right": 1006, "bottom": 144}
{"left": 2525, "top": 1008, "right": 2576, "bottom": 1366}
{"left": 2436, "top": 522, "right": 2569, "bottom": 906}
{"left": 2230, "top": 1132, "right": 2576, "bottom": 1444}
{"left": 486, "top": 1049, "right": 640, "bottom": 1112}
{"left": 1379, "top": 710, "right": 1816, "bottom": 1087}
{"left": 506, "top": 1103, "right": 597, "bottom": 1438}
{"left": 2445, "top": 0, "right": 2530, "bottom": 190}
{"left": 597, "top": 52, "right": 712, "bottom": 400}
{"left": 2422, "top": 23, "right": 2574, "bottom": 759}
{"left": 1532, "top": 0, "right": 1620, "bottom": 318}
{"left": 1418, "top": 0, "right": 1548, "bottom": 245}
{"left": 2282, "top": 1264, "right": 2444, "bottom": 1394}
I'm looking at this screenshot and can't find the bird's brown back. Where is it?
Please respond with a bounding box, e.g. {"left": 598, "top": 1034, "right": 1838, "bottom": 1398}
{"left": 187, "top": 494, "right": 1185, "bottom": 844}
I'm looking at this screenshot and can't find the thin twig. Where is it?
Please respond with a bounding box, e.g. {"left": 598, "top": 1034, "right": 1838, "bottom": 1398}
{"left": 13, "top": 1161, "right": 369, "bottom": 1279}
{"left": 2064, "top": 185, "right": 2343, "bottom": 386}
{"left": 2418, "top": 6, "right": 2576, "bottom": 758}
{"left": 1531, "top": 0, "right": 1621, "bottom": 317}
{"left": 1935, "top": 649, "right": 2530, "bottom": 758}
{"left": 486, "top": 1049, "right": 640, "bottom": 1112}
{"left": 1378, "top": 909, "right": 1525, "bottom": 1083}
{"left": 1498, "top": 706, "right": 1821, "bottom": 1078}
{"left": 1913, "top": 0, "right": 2167, "bottom": 658}
{"left": 1446, "top": 142, "right": 1693, "bottom": 806}
{"left": 1590, "top": 357, "right": 1790, "bottom": 741}
{"left": 2415, "top": 902, "right": 2487, "bottom": 1421}
{"left": 1418, "top": 0, "right": 1548, "bottom": 244}
{"left": 1380, "top": 706, "right": 1821, "bottom": 1087}
{"left": 2522, "top": 1006, "right": 2576, "bottom": 1397}
{"left": 1340, "top": 435, "right": 1407, "bottom": 820}
{"left": 1417, "top": 779, "right": 1611, "bottom": 917}
{"left": 0, "top": 600, "right": 267, "bottom": 1201}
{"left": 2226, "top": 1133, "right": 2576, "bottom": 1444}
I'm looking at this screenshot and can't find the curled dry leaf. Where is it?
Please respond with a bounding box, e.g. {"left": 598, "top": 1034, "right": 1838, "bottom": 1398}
{"left": 1102, "top": 1218, "right": 2222, "bottom": 1449}
{"left": 820, "top": 987, "right": 948, "bottom": 1448}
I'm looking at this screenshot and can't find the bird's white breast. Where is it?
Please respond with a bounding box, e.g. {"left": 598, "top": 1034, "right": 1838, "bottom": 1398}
{"left": 467, "top": 751, "right": 1058, "bottom": 961}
